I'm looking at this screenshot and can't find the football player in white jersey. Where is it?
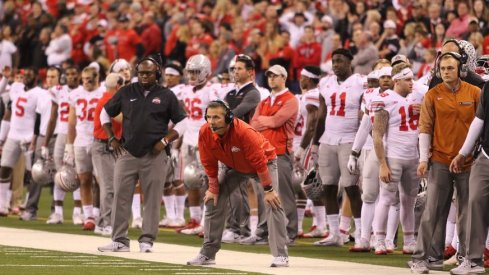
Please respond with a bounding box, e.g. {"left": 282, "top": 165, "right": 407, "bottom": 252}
{"left": 370, "top": 63, "right": 423, "bottom": 255}
{"left": 293, "top": 66, "right": 328, "bottom": 239}
{"left": 0, "top": 68, "right": 42, "bottom": 216}
{"left": 177, "top": 54, "right": 218, "bottom": 235}
{"left": 349, "top": 63, "right": 399, "bottom": 252}
{"left": 312, "top": 49, "right": 367, "bottom": 247}
{"left": 64, "top": 66, "right": 104, "bottom": 230}
{"left": 159, "top": 63, "right": 187, "bottom": 228}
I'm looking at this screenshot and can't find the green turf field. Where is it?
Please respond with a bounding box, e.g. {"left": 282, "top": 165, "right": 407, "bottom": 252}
{"left": 0, "top": 245, "right": 262, "bottom": 275}
{"left": 0, "top": 187, "right": 462, "bottom": 273}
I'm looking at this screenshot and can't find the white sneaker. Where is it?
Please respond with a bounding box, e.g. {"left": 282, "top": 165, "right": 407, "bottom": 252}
{"left": 385, "top": 239, "right": 395, "bottom": 253}
{"left": 181, "top": 225, "right": 204, "bottom": 235}
{"left": 222, "top": 230, "right": 240, "bottom": 244}
{"left": 168, "top": 217, "right": 186, "bottom": 227}
{"left": 131, "top": 217, "right": 143, "bottom": 229}
{"left": 72, "top": 212, "right": 84, "bottom": 225}
{"left": 450, "top": 259, "right": 485, "bottom": 274}
{"left": 410, "top": 260, "right": 429, "bottom": 274}
{"left": 374, "top": 239, "right": 387, "bottom": 255}
{"left": 270, "top": 256, "right": 289, "bottom": 267}
{"left": 340, "top": 230, "right": 351, "bottom": 244}
{"left": 313, "top": 234, "right": 343, "bottom": 246}
{"left": 402, "top": 241, "right": 416, "bottom": 254}
{"left": 139, "top": 242, "right": 153, "bottom": 253}
{"left": 303, "top": 226, "right": 329, "bottom": 238}
{"left": 187, "top": 254, "right": 215, "bottom": 266}
{"left": 94, "top": 225, "right": 104, "bottom": 235}
{"left": 97, "top": 241, "right": 129, "bottom": 252}
{"left": 239, "top": 234, "right": 268, "bottom": 245}
{"left": 158, "top": 216, "right": 171, "bottom": 227}
{"left": 102, "top": 226, "right": 112, "bottom": 236}
{"left": 445, "top": 254, "right": 458, "bottom": 266}
{"left": 46, "top": 213, "right": 63, "bottom": 224}
{"left": 349, "top": 238, "right": 370, "bottom": 252}
{"left": 20, "top": 211, "right": 37, "bottom": 221}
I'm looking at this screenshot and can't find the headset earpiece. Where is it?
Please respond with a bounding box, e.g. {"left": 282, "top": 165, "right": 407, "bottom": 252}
{"left": 436, "top": 52, "right": 462, "bottom": 79}
{"left": 204, "top": 100, "right": 234, "bottom": 124}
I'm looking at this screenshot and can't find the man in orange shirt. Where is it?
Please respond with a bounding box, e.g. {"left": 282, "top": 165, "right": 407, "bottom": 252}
{"left": 91, "top": 73, "right": 123, "bottom": 236}
{"left": 249, "top": 65, "right": 299, "bottom": 244}
{"left": 187, "top": 100, "right": 288, "bottom": 267}
{"left": 410, "top": 52, "right": 481, "bottom": 273}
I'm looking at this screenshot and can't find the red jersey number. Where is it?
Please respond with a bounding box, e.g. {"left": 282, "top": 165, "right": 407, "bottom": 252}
{"left": 294, "top": 116, "right": 304, "bottom": 136}
{"left": 59, "top": 102, "right": 70, "bottom": 122}
{"left": 398, "top": 105, "right": 419, "bottom": 131}
{"left": 77, "top": 98, "right": 99, "bottom": 122}
{"left": 15, "top": 97, "right": 27, "bottom": 117}
{"left": 184, "top": 98, "right": 203, "bottom": 120}
{"left": 329, "top": 92, "right": 346, "bottom": 116}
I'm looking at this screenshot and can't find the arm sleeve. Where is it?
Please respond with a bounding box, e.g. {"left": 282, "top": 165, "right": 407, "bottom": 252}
{"left": 241, "top": 129, "right": 272, "bottom": 186}
{"left": 476, "top": 86, "right": 486, "bottom": 120}
{"left": 231, "top": 89, "right": 260, "bottom": 118}
{"left": 459, "top": 117, "right": 484, "bottom": 157}
{"left": 352, "top": 114, "right": 372, "bottom": 152}
{"left": 168, "top": 90, "right": 187, "bottom": 124}
{"left": 100, "top": 108, "right": 111, "bottom": 125}
{"left": 172, "top": 117, "right": 188, "bottom": 137}
{"left": 104, "top": 89, "right": 122, "bottom": 117}
{"left": 419, "top": 133, "right": 432, "bottom": 162}
{"left": 419, "top": 92, "right": 435, "bottom": 134}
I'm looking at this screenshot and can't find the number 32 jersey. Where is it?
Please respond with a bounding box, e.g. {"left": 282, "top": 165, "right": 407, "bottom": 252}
{"left": 180, "top": 83, "right": 218, "bottom": 147}
{"left": 68, "top": 86, "right": 104, "bottom": 147}
{"left": 319, "top": 74, "right": 367, "bottom": 145}
{"left": 370, "top": 90, "right": 424, "bottom": 160}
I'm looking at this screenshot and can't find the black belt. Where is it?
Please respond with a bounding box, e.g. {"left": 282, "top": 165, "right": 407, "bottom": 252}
{"left": 39, "top": 134, "right": 57, "bottom": 138}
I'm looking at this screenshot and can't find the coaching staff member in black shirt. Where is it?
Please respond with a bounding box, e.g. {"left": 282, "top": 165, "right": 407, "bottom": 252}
{"left": 97, "top": 56, "right": 188, "bottom": 253}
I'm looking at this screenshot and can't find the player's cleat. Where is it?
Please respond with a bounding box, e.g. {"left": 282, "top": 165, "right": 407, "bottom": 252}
{"left": 46, "top": 213, "right": 64, "bottom": 224}
{"left": 181, "top": 225, "right": 204, "bottom": 235}
{"left": 374, "top": 239, "right": 387, "bottom": 255}
{"left": 187, "top": 254, "right": 215, "bottom": 266}
{"left": 98, "top": 241, "right": 129, "bottom": 252}
{"left": 72, "top": 212, "right": 84, "bottom": 225}
{"left": 402, "top": 241, "right": 416, "bottom": 254}
{"left": 83, "top": 217, "right": 96, "bottom": 231}
{"left": 385, "top": 239, "right": 396, "bottom": 253}
{"left": 176, "top": 218, "right": 199, "bottom": 233}
{"left": 221, "top": 230, "right": 241, "bottom": 243}
{"left": 349, "top": 239, "right": 371, "bottom": 252}
{"left": 314, "top": 234, "right": 344, "bottom": 246}
{"left": 270, "top": 256, "right": 289, "bottom": 267}
{"left": 19, "top": 211, "right": 37, "bottom": 221}
{"left": 303, "top": 225, "right": 329, "bottom": 238}
{"left": 131, "top": 217, "right": 143, "bottom": 229}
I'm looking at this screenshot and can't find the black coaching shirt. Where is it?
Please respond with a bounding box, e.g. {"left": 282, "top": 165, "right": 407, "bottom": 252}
{"left": 104, "top": 82, "right": 187, "bottom": 157}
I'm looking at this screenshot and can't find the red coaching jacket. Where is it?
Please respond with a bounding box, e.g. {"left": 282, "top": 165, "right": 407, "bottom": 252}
{"left": 198, "top": 119, "right": 276, "bottom": 195}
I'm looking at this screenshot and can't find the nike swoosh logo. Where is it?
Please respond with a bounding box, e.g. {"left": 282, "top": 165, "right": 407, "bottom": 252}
{"left": 437, "top": 97, "right": 443, "bottom": 100}
{"left": 130, "top": 98, "right": 137, "bottom": 102}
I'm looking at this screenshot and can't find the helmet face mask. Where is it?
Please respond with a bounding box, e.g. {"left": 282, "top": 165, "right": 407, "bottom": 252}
{"left": 301, "top": 169, "right": 324, "bottom": 201}
{"left": 185, "top": 54, "right": 211, "bottom": 86}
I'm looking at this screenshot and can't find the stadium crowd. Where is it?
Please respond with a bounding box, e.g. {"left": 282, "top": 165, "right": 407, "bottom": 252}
{"left": 1, "top": 0, "right": 489, "bottom": 273}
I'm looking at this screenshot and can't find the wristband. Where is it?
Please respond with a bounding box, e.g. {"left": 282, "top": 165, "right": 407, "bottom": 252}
{"left": 160, "top": 137, "right": 169, "bottom": 146}
{"left": 351, "top": 150, "right": 361, "bottom": 158}
{"left": 263, "top": 185, "right": 274, "bottom": 193}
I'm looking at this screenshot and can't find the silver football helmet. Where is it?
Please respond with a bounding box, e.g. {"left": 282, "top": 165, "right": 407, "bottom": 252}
{"left": 185, "top": 54, "right": 211, "bottom": 86}
{"left": 301, "top": 168, "right": 324, "bottom": 201}
{"left": 31, "top": 159, "right": 56, "bottom": 186}
{"left": 54, "top": 165, "right": 80, "bottom": 192}
{"left": 183, "top": 161, "right": 207, "bottom": 189}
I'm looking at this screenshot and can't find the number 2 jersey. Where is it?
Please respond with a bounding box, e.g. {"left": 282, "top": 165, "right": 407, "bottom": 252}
{"left": 8, "top": 83, "right": 43, "bottom": 142}
{"left": 370, "top": 90, "right": 424, "bottom": 160}
{"left": 319, "top": 74, "right": 367, "bottom": 145}
{"left": 180, "top": 83, "right": 218, "bottom": 147}
{"left": 50, "top": 85, "right": 79, "bottom": 135}
{"left": 68, "top": 86, "right": 104, "bottom": 147}
{"left": 293, "top": 89, "right": 320, "bottom": 150}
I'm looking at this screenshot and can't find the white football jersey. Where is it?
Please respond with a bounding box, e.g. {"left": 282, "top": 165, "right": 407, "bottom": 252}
{"left": 293, "top": 89, "right": 320, "bottom": 150}
{"left": 358, "top": 87, "right": 383, "bottom": 151}
{"left": 257, "top": 85, "right": 271, "bottom": 101}
{"left": 180, "top": 83, "right": 219, "bottom": 147}
{"left": 8, "top": 83, "right": 42, "bottom": 142}
{"left": 36, "top": 88, "right": 55, "bottom": 136}
{"left": 68, "top": 86, "right": 104, "bottom": 147}
{"left": 169, "top": 83, "right": 186, "bottom": 101}
{"left": 370, "top": 90, "right": 424, "bottom": 160}
{"left": 50, "top": 85, "right": 78, "bottom": 135}
{"left": 209, "top": 82, "right": 235, "bottom": 100}
{"left": 319, "top": 73, "right": 367, "bottom": 145}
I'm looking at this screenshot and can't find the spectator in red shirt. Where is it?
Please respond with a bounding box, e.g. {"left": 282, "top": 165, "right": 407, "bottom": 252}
{"left": 140, "top": 12, "right": 162, "bottom": 56}
{"left": 185, "top": 19, "right": 214, "bottom": 59}
{"left": 293, "top": 26, "right": 321, "bottom": 81}
{"left": 115, "top": 15, "right": 144, "bottom": 64}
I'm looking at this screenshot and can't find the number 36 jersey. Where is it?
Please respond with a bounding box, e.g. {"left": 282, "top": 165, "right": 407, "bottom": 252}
{"left": 319, "top": 74, "right": 367, "bottom": 145}
{"left": 370, "top": 90, "right": 424, "bottom": 160}
{"left": 68, "top": 86, "right": 104, "bottom": 147}
{"left": 8, "top": 83, "right": 42, "bottom": 142}
{"left": 180, "top": 83, "right": 218, "bottom": 147}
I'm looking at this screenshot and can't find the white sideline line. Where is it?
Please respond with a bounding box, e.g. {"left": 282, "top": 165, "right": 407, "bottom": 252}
{"left": 0, "top": 227, "right": 449, "bottom": 275}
